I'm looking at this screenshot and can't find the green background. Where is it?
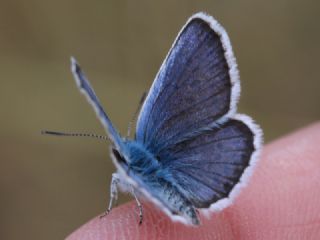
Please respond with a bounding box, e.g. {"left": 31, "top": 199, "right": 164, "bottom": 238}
{"left": 0, "top": 1, "right": 319, "bottom": 239}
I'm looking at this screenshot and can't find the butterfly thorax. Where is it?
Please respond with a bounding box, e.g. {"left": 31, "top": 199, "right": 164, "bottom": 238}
{"left": 122, "top": 140, "right": 161, "bottom": 175}
{"left": 111, "top": 140, "right": 200, "bottom": 225}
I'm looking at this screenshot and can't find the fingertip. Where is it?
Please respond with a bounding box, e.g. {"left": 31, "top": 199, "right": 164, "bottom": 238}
{"left": 66, "top": 203, "right": 142, "bottom": 240}
{"left": 66, "top": 201, "right": 235, "bottom": 240}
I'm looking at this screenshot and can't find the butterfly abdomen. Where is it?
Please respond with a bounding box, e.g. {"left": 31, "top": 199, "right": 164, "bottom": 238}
{"left": 155, "top": 178, "right": 200, "bottom": 225}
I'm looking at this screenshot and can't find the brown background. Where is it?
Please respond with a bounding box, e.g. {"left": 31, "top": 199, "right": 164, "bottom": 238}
{"left": 0, "top": 1, "right": 319, "bottom": 239}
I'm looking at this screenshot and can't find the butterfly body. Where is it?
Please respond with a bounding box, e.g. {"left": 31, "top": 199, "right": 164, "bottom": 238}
{"left": 68, "top": 12, "right": 263, "bottom": 226}
{"left": 111, "top": 140, "right": 200, "bottom": 224}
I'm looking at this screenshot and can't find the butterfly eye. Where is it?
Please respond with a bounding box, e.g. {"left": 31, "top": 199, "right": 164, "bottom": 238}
{"left": 111, "top": 148, "right": 127, "bottom": 165}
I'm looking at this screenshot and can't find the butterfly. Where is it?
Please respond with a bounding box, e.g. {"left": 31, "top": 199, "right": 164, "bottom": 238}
{"left": 69, "top": 12, "right": 263, "bottom": 226}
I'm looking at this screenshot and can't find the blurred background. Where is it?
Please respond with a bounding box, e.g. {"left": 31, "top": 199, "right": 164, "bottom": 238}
{"left": 0, "top": 0, "right": 319, "bottom": 239}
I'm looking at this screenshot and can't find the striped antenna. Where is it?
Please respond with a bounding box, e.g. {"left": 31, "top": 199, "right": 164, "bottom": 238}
{"left": 127, "top": 91, "right": 147, "bottom": 138}
{"left": 41, "top": 130, "right": 109, "bottom": 141}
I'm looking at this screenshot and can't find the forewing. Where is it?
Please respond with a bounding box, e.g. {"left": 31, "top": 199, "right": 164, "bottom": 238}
{"left": 71, "top": 57, "right": 124, "bottom": 150}
{"left": 136, "top": 13, "right": 240, "bottom": 154}
{"left": 161, "top": 115, "right": 262, "bottom": 209}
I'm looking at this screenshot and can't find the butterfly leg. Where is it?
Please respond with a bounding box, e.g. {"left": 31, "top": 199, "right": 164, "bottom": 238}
{"left": 100, "top": 173, "right": 120, "bottom": 218}
{"left": 132, "top": 189, "right": 143, "bottom": 225}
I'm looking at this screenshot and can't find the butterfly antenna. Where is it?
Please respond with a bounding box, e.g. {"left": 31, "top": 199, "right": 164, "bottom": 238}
{"left": 126, "top": 91, "right": 147, "bottom": 138}
{"left": 41, "top": 130, "right": 109, "bottom": 141}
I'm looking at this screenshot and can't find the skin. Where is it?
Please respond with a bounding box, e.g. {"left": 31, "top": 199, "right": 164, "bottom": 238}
{"left": 67, "top": 122, "right": 320, "bottom": 240}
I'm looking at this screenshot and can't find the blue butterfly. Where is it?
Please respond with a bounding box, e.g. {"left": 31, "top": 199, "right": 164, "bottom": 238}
{"left": 70, "top": 12, "right": 263, "bottom": 226}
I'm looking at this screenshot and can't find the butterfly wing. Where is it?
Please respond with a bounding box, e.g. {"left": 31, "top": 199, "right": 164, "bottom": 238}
{"left": 135, "top": 13, "right": 262, "bottom": 211}
{"left": 136, "top": 13, "right": 240, "bottom": 154}
{"left": 71, "top": 57, "right": 124, "bottom": 150}
{"left": 160, "top": 115, "right": 262, "bottom": 210}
